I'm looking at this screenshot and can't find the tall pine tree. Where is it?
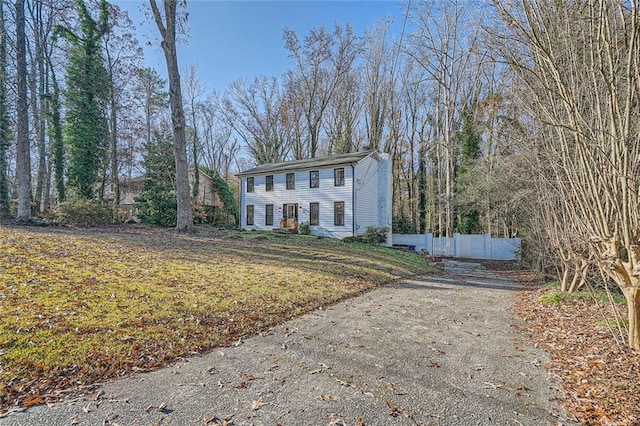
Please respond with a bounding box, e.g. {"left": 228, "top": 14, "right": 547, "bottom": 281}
{"left": 135, "top": 128, "right": 177, "bottom": 227}
{"left": 56, "top": 0, "right": 110, "bottom": 199}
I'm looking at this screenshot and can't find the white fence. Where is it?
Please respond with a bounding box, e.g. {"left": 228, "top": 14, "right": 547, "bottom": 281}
{"left": 391, "top": 233, "right": 521, "bottom": 261}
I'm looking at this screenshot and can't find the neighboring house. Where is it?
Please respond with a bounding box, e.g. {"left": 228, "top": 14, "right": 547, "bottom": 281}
{"left": 237, "top": 150, "right": 392, "bottom": 240}
{"left": 106, "top": 168, "right": 222, "bottom": 221}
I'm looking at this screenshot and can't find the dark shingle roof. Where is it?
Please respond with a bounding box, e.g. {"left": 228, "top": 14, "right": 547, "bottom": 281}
{"left": 236, "top": 150, "right": 377, "bottom": 177}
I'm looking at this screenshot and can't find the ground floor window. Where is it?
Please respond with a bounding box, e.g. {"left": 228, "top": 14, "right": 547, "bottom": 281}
{"left": 265, "top": 204, "right": 273, "bottom": 226}
{"left": 310, "top": 202, "right": 319, "bottom": 225}
{"left": 246, "top": 205, "right": 254, "bottom": 226}
{"left": 334, "top": 201, "right": 344, "bottom": 226}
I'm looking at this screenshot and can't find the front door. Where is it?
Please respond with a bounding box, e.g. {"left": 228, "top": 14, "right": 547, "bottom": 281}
{"left": 284, "top": 203, "right": 298, "bottom": 220}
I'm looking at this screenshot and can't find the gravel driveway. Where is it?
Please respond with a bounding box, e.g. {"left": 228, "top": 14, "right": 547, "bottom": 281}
{"left": 0, "top": 260, "right": 575, "bottom": 425}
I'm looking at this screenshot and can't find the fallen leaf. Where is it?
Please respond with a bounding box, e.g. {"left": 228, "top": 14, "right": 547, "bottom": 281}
{"left": 22, "top": 395, "right": 43, "bottom": 408}
{"left": 319, "top": 394, "right": 335, "bottom": 401}
{"left": 250, "top": 399, "right": 267, "bottom": 410}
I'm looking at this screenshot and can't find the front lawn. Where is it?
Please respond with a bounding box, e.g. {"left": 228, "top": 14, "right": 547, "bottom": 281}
{"left": 0, "top": 226, "right": 433, "bottom": 411}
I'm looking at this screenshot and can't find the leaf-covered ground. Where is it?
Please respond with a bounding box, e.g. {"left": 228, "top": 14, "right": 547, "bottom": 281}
{"left": 503, "top": 269, "right": 640, "bottom": 425}
{"left": 0, "top": 225, "right": 433, "bottom": 412}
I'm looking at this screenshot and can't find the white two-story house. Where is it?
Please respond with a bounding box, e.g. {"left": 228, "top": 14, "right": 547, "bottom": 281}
{"left": 237, "top": 150, "right": 392, "bottom": 240}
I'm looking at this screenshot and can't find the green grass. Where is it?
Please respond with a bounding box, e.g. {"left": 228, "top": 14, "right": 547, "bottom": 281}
{"left": 541, "top": 280, "right": 561, "bottom": 290}
{"left": 596, "top": 317, "right": 630, "bottom": 331}
{"left": 539, "top": 288, "right": 626, "bottom": 305}
{"left": 0, "top": 225, "right": 434, "bottom": 409}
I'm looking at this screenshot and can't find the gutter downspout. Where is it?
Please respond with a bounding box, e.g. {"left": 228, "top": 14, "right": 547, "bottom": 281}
{"left": 351, "top": 164, "right": 356, "bottom": 236}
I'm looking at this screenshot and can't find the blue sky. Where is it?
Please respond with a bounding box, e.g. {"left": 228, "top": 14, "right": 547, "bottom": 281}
{"left": 113, "top": 1, "right": 405, "bottom": 92}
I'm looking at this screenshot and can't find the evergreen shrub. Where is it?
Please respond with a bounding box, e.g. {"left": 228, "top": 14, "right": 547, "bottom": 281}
{"left": 56, "top": 199, "right": 114, "bottom": 227}
{"left": 363, "top": 226, "right": 389, "bottom": 245}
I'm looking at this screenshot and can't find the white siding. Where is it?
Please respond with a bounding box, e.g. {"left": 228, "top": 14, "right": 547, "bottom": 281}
{"left": 239, "top": 151, "right": 393, "bottom": 241}
{"left": 241, "top": 167, "right": 354, "bottom": 238}
{"left": 353, "top": 155, "right": 379, "bottom": 235}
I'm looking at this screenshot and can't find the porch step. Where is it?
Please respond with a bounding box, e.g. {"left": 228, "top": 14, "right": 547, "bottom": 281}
{"left": 272, "top": 228, "right": 298, "bottom": 234}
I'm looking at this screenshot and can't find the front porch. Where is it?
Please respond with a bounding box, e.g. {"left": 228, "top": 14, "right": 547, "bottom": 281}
{"left": 272, "top": 217, "right": 298, "bottom": 234}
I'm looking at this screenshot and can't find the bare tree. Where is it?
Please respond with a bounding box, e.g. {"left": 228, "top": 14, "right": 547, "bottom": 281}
{"left": 218, "top": 76, "right": 289, "bottom": 165}
{"left": 361, "top": 19, "right": 393, "bottom": 152}
{"left": 15, "top": 0, "right": 31, "bottom": 222}
{"left": 406, "top": 0, "right": 485, "bottom": 237}
{"left": 493, "top": 0, "right": 640, "bottom": 350}
{"left": 323, "top": 69, "right": 361, "bottom": 154}
{"left": 283, "top": 24, "right": 361, "bottom": 158}
{"left": 26, "top": 0, "right": 50, "bottom": 212}
{"left": 281, "top": 76, "right": 309, "bottom": 159}
{"left": 0, "top": 0, "right": 11, "bottom": 218}
{"left": 198, "top": 96, "right": 238, "bottom": 178}
{"left": 183, "top": 63, "right": 204, "bottom": 198}
{"left": 103, "top": 3, "right": 143, "bottom": 209}
{"left": 135, "top": 66, "right": 167, "bottom": 149}
{"left": 149, "top": 0, "right": 193, "bottom": 232}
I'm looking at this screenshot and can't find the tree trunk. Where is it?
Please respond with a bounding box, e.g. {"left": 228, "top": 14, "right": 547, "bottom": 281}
{"left": 28, "top": 0, "right": 46, "bottom": 213}
{"left": 15, "top": 0, "right": 31, "bottom": 222}
{"left": 568, "top": 261, "right": 588, "bottom": 293}
{"left": 48, "top": 65, "right": 65, "bottom": 203}
{"left": 0, "top": 0, "right": 10, "bottom": 218}
{"left": 560, "top": 266, "right": 570, "bottom": 293}
{"left": 621, "top": 286, "right": 640, "bottom": 351}
{"left": 149, "top": 0, "right": 193, "bottom": 232}
{"left": 190, "top": 103, "right": 199, "bottom": 200}
{"left": 109, "top": 72, "right": 119, "bottom": 210}
{"left": 417, "top": 144, "right": 427, "bottom": 234}
{"left": 567, "top": 271, "right": 579, "bottom": 293}
{"left": 110, "top": 97, "right": 119, "bottom": 207}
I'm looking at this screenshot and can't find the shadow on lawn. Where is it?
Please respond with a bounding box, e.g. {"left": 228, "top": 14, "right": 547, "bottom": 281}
{"left": 83, "top": 228, "right": 432, "bottom": 284}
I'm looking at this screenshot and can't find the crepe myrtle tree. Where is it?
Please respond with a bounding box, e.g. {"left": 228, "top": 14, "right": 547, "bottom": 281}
{"left": 493, "top": 0, "right": 640, "bottom": 350}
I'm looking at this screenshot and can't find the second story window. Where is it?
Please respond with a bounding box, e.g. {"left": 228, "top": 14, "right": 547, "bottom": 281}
{"left": 266, "top": 175, "right": 274, "bottom": 191}
{"left": 286, "top": 172, "right": 295, "bottom": 190}
{"left": 247, "top": 177, "right": 255, "bottom": 193}
{"left": 310, "top": 170, "right": 319, "bottom": 188}
{"left": 334, "top": 168, "right": 344, "bottom": 186}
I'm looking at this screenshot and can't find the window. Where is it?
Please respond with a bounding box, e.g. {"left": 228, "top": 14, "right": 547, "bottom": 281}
{"left": 246, "top": 177, "right": 254, "bottom": 193}
{"left": 310, "top": 170, "right": 319, "bottom": 188}
{"left": 334, "top": 201, "right": 344, "bottom": 226}
{"left": 265, "top": 204, "right": 274, "bottom": 226}
{"left": 286, "top": 173, "right": 295, "bottom": 190}
{"left": 265, "top": 175, "right": 274, "bottom": 191}
{"left": 310, "top": 202, "right": 319, "bottom": 226}
{"left": 246, "top": 205, "right": 254, "bottom": 226}
{"left": 334, "top": 168, "right": 344, "bottom": 186}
